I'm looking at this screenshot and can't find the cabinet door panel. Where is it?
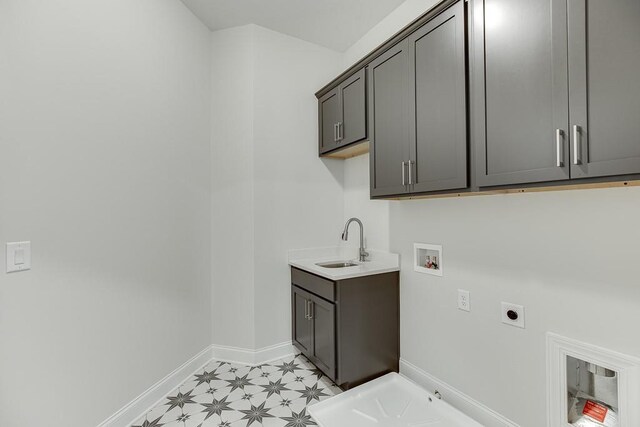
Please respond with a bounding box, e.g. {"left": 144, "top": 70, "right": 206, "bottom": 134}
{"left": 319, "top": 88, "right": 341, "bottom": 154}
{"left": 568, "top": 0, "right": 640, "bottom": 178}
{"left": 369, "top": 41, "right": 411, "bottom": 197}
{"left": 291, "top": 287, "right": 312, "bottom": 357}
{"left": 339, "top": 68, "right": 367, "bottom": 147}
{"left": 409, "top": 1, "right": 467, "bottom": 193}
{"left": 310, "top": 296, "right": 336, "bottom": 380}
{"left": 473, "top": 0, "right": 570, "bottom": 186}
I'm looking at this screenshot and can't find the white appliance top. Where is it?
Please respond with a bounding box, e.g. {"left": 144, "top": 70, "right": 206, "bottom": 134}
{"left": 308, "top": 373, "right": 483, "bottom": 427}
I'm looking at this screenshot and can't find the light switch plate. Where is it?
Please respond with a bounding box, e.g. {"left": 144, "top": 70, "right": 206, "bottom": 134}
{"left": 6, "top": 241, "right": 31, "bottom": 273}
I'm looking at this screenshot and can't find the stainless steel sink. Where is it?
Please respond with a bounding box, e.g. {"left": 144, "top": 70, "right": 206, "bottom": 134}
{"left": 315, "top": 261, "right": 359, "bottom": 269}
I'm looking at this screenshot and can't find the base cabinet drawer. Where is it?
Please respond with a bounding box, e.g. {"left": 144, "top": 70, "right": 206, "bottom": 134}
{"left": 291, "top": 268, "right": 335, "bottom": 301}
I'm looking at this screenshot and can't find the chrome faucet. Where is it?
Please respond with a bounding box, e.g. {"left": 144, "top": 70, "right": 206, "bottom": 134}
{"left": 341, "top": 217, "right": 369, "bottom": 262}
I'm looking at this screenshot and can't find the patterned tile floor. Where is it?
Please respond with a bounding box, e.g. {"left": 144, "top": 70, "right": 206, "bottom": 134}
{"left": 132, "top": 354, "right": 341, "bottom": 427}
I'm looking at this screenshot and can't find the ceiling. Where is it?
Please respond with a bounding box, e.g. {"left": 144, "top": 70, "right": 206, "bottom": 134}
{"left": 180, "top": 0, "right": 406, "bottom": 52}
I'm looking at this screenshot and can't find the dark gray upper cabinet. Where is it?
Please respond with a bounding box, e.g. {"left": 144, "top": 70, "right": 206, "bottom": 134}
{"left": 568, "top": 0, "right": 640, "bottom": 179}
{"left": 318, "top": 68, "right": 367, "bottom": 155}
{"left": 369, "top": 41, "right": 411, "bottom": 197}
{"left": 317, "top": 0, "right": 640, "bottom": 197}
{"left": 474, "top": 0, "right": 640, "bottom": 187}
{"left": 473, "top": 0, "right": 570, "bottom": 187}
{"left": 408, "top": 1, "right": 467, "bottom": 193}
{"left": 370, "top": 1, "right": 467, "bottom": 197}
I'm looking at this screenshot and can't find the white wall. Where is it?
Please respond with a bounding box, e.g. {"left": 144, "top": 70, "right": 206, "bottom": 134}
{"left": 391, "top": 189, "right": 640, "bottom": 426}
{"left": 342, "top": 1, "right": 640, "bottom": 426}
{"left": 0, "top": 1, "right": 212, "bottom": 426}
{"left": 343, "top": 154, "right": 390, "bottom": 251}
{"left": 210, "top": 25, "right": 345, "bottom": 350}
{"left": 252, "top": 26, "right": 346, "bottom": 349}
{"left": 211, "top": 25, "right": 256, "bottom": 350}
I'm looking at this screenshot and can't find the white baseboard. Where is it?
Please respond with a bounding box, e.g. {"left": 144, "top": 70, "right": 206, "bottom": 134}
{"left": 97, "top": 342, "right": 295, "bottom": 427}
{"left": 96, "top": 345, "right": 213, "bottom": 427}
{"left": 400, "top": 359, "right": 520, "bottom": 427}
{"left": 211, "top": 341, "right": 296, "bottom": 366}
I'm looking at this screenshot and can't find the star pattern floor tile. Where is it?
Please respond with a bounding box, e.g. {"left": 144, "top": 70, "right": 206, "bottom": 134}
{"left": 132, "top": 354, "right": 341, "bottom": 427}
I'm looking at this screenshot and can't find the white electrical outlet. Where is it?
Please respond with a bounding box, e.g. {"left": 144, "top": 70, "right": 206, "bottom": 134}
{"left": 457, "top": 289, "right": 470, "bottom": 312}
{"left": 501, "top": 302, "right": 525, "bottom": 328}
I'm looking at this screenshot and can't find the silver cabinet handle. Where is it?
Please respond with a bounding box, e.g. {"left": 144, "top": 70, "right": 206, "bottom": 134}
{"left": 340, "top": 122, "right": 343, "bottom": 141}
{"left": 555, "top": 129, "right": 564, "bottom": 167}
{"left": 408, "top": 160, "right": 413, "bottom": 185}
{"left": 333, "top": 124, "right": 338, "bottom": 142}
{"left": 304, "top": 299, "right": 309, "bottom": 319}
{"left": 573, "top": 125, "right": 581, "bottom": 165}
{"left": 309, "top": 301, "right": 313, "bottom": 320}
{"left": 401, "top": 161, "right": 407, "bottom": 186}
{"left": 337, "top": 122, "right": 342, "bottom": 141}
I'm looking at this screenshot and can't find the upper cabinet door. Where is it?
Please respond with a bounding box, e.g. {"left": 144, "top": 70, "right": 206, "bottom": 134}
{"left": 369, "top": 40, "right": 411, "bottom": 197}
{"left": 473, "top": 0, "right": 570, "bottom": 187}
{"left": 568, "top": 0, "right": 640, "bottom": 179}
{"left": 319, "top": 88, "right": 341, "bottom": 154}
{"left": 338, "top": 68, "right": 367, "bottom": 148}
{"left": 408, "top": 1, "right": 467, "bottom": 193}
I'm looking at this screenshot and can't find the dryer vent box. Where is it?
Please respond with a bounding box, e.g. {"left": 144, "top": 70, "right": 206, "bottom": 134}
{"left": 566, "top": 355, "right": 619, "bottom": 425}
{"left": 547, "top": 333, "right": 640, "bottom": 427}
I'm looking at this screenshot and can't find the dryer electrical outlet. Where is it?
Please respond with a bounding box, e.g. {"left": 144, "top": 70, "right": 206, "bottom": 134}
{"left": 501, "top": 302, "right": 525, "bottom": 328}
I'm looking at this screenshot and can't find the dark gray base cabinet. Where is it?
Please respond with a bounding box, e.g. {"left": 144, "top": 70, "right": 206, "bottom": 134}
{"left": 290, "top": 267, "right": 399, "bottom": 390}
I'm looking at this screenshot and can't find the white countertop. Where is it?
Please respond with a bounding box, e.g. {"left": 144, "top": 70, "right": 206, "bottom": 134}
{"left": 288, "top": 246, "right": 399, "bottom": 281}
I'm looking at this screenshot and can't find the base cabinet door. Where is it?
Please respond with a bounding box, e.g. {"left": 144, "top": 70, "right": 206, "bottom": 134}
{"left": 291, "top": 287, "right": 312, "bottom": 357}
{"left": 309, "top": 295, "right": 336, "bottom": 380}
{"left": 568, "top": 0, "right": 640, "bottom": 179}
{"left": 473, "top": 0, "right": 570, "bottom": 187}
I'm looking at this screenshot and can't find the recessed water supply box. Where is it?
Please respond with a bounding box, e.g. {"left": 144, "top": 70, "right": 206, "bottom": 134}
{"left": 413, "top": 243, "right": 443, "bottom": 276}
{"left": 547, "top": 333, "right": 640, "bottom": 427}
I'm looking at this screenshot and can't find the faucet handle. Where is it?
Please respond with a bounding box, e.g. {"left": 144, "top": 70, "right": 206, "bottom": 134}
{"left": 360, "top": 249, "right": 370, "bottom": 262}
